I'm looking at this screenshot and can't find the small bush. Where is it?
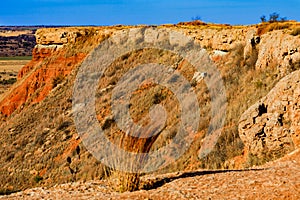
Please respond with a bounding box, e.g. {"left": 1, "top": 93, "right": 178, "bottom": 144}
{"left": 57, "top": 121, "right": 71, "bottom": 131}
{"left": 261, "top": 12, "right": 287, "bottom": 23}
{"left": 269, "top": 12, "right": 280, "bottom": 23}
{"left": 34, "top": 175, "right": 43, "bottom": 183}
{"left": 0, "top": 78, "right": 17, "bottom": 85}
{"left": 52, "top": 74, "right": 64, "bottom": 88}
{"left": 260, "top": 15, "right": 266, "bottom": 23}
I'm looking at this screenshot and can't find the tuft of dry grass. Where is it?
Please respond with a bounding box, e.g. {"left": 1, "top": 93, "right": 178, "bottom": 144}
{"left": 290, "top": 27, "right": 300, "bottom": 36}
{"left": 177, "top": 20, "right": 207, "bottom": 26}
{"left": 111, "top": 171, "right": 140, "bottom": 192}
{"left": 95, "top": 48, "right": 184, "bottom": 192}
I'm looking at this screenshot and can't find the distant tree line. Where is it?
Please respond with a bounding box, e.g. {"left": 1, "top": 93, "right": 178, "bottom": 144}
{"left": 260, "top": 12, "right": 287, "bottom": 23}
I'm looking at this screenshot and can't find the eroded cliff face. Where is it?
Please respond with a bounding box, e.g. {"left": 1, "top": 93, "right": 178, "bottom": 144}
{"left": 1, "top": 24, "right": 299, "bottom": 117}
{"left": 255, "top": 30, "right": 300, "bottom": 73}
{"left": 0, "top": 23, "right": 299, "bottom": 192}
{"left": 178, "top": 24, "right": 300, "bottom": 75}
{"left": 0, "top": 27, "right": 111, "bottom": 116}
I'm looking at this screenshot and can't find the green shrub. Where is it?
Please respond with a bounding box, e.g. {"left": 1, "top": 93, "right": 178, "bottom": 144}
{"left": 0, "top": 78, "right": 17, "bottom": 85}
{"left": 34, "top": 175, "right": 43, "bottom": 183}
{"left": 52, "top": 74, "right": 64, "bottom": 88}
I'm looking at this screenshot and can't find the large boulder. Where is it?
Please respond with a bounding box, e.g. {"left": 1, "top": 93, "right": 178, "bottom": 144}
{"left": 255, "top": 31, "right": 300, "bottom": 74}
{"left": 239, "top": 70, "right": 300, "bottom": 158}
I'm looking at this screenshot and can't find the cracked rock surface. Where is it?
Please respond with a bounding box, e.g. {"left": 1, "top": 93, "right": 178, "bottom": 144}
{"left": 239, "top": 70, "right": 300, "bottom": 158}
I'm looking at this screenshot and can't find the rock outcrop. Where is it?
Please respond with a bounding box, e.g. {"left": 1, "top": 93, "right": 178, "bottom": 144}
{"left": 255, "top": 30, "right": 300, "bottom": 74}
{"left": 180, "top": 26, "right": 252, "bottom": 51}
{"left": 0, "top": 44, "right": 86, "bottom": 116}
{"left": 180, "top": 25, "right": 300, "bottom": 77}
{"left": 0, "top": 23, "right": 300, "bottom": 193}
{"left": 239, "top": 70, "right": 300, "bottom": 158}
{"left": 2, "top": 24, "right": 300, "bottom": 117}
{"left": 36, "top": 28, "right": 95, "bottom": 45}
{"left": 0, "top": 27, "right": 110, "bottom": 116}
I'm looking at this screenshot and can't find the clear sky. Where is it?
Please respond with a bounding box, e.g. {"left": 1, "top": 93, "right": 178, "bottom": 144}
{"left": 1, "top": 0, "right": 299, "bottom": 26}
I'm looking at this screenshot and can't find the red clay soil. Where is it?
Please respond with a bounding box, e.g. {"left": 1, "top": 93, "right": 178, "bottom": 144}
{"left": 0, "top": 47, "right": 86, "bottom": 116}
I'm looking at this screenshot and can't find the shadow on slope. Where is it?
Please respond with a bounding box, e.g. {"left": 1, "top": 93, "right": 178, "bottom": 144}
{"left": 140, "top": 168, "right": 266, "bottom": 190}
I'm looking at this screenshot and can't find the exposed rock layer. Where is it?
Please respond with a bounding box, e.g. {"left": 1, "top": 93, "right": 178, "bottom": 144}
{"left": 239, "top": 70, "right": 300, "bottom": 158}
{"left": 0, "top": 23, "right": 299, "bottom": 193}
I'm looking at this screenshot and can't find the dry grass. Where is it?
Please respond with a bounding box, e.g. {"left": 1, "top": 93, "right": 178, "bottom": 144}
{"left": 94, "top": 48, "right": 184, "bottom": 191}
{"left": 0, "top": 60, "right": 29, "bottom": 71}
{"left": 290, "top": 27, "right": 300, "bottom": 36}
{"left": 0, "top": 30, "right": 33, "bottom": 37}
{"left": 1, "top": 24, "right": 300, "bottom": 193}
{"left": 257, "top": 21, "right": 300, "bottom": 35}
{"left": 0, "top": 59, "right": 30, "bottom": 97}
{"left": 0, "top": 31, "right": 112, "bottom": 192}
{"left": 177, "top": 20, "right": 207, "bottom": 26}
{"left": 175, "top": 21, "right": 239, "bottom": 30}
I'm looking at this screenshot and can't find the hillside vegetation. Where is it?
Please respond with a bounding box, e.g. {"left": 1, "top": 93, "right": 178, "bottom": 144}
{"left": 0, "top": 22, "right": 299, "bottom": 193}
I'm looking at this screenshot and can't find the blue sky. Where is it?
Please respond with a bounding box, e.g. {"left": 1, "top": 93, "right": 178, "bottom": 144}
{"left": 0, "top": 0, "right": 299, "bottom": 25}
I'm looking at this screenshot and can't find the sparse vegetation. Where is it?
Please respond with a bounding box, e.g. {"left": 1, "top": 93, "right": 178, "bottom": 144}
{"left": 1, "top": 23, "right": 299, "bottom": 194}
{"left": 0, "top": 56, "right": 32, "bottom": 60}
{"left": 291, "top": 27, "right": 300, "bottom": 36}
{"left": 257, "top": 12, "right": 297, "bottom": 35}
{"left": 191, "top": 15, "right": 202, "bottom": 21}
{"left": 269, "top": 12, "right": 280, "bottom": 23}
{"left": 260, "top": 15, "right": 266, "bottom": 23}
{"left": 33, "top": 175, "right": 43, "bottom": 183}
{"left": 260, "top": 12, "right": 287, "bottom": 23}
{"left": 112, "top": 171, "right": 140, "bottom": 192}
{"left": 257, "top": 21, "right": 295, "bottom": 35}
{"left": 0, "top": 77, "right": 17, "bottom": 85}
{"left": 52, "top": 74, "right": 64, "bottom": 88}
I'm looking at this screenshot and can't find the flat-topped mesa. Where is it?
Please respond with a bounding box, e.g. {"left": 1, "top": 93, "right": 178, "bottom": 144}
{"left": 0, "top": 24, "right": 300, "bottom": 118}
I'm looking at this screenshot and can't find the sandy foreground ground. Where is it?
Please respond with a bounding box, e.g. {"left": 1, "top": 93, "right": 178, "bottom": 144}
{"left": 1, "top": 149, "right": 299, "bottom": 200}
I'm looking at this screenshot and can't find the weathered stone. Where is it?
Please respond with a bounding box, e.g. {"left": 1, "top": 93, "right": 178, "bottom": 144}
{"left": 255, "top": 31, "right": 300, "bottom": 73}
{"left": 239, "top": 70, "right": 300, "bottom": 158}
{"left": 35, "top": 29, "right": 89, "bottom": 45}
